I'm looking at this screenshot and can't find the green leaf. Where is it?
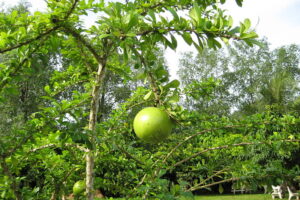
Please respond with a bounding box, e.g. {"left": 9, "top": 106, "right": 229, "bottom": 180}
{"left": 127, "top": 13, "right": 139, "bottom": 31}
{"left": 134, "top": 63, "right": 140, "bottom": 69}
{"left": 218, "top": 184, "right": 224, "bottom": 194}
{"left": 148, "top": 10, "right": 156, "bottom": 23}
{"left": 134, "top": 72, "right": 147, "bottom": 80}
{"left": 239, "top": 23, "right": 245, "bottom": 34}
{"left": 168, "top": 94, "right": 180, "bottom": 103}
{"left": 240, "top": 31, "right": 257, "bottom": 39}
{"left": 182, "top": 32, "right": 193, "bottom": 46}
{"left": 228, "top": 16, "right": 233, "bottom": 27}
{"left": 213, "top": 38, "right": 222, "bottom": 49}
{"left": 229, "top": 26, "right": 240, "bottom": 34}
{"left": 164, "top": 36, "right": 176, "bottom": 50}
{"left": 243, "top": 18, "right": 251, "bottom": 32}
{"left": 159, "top": 85, "right": 164, "bottom": 95}
{"left": 144, "top": 91, "right": 153, "bottom": 100}
{"left": 243, "top": 38, "right": 263, "bottom": 47}
{"left": 5, "top": 87, "right": 18, "bottom": 95}
{"left": 193, "top": 3, "right": 202, "bottom": 23}
{"left": 189, "top": 3, "right": 202, "bottom": 24}
{"left": 165, "top": 80, "right": 180, "bottom": 89}
{"left": 44, "top": 85, "right": 51, "bottom": 94}
{"left": 99, "top": 34, "right": 112, "bottom": 39}
{"left": 123, "top": 46, "right": 128, "bottom": 63}
{"left": 113, "top": 31, "right": 122, "bottom": 37}
{"left": 235, "top": 0, "right": 243, "bottom": 7}
{"left": 155, "top": 67, "right": 168, "bottom": 78}
{"left": 170, "top": 34, "right": 177, "bottom": 49}
{"left": 168, "top": 7, "right": 179, "bottom": 21}
{"left": 126, "top": 33, "right": 136, "bottom": 37}
{"left": 193, "top": 41, "right": 203, "bottom": 52}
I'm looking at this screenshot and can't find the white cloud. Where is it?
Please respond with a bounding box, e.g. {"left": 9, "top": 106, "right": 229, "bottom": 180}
{"left": 223, "top": 0, "right": 300, "bottom": 48}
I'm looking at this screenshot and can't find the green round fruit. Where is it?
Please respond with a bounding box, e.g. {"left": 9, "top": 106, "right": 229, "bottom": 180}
{"left": 73, "top": 180, "right": 85, "bottom": 196}
{"left": 133, "top": 107, "right": 172, "bottom": 143}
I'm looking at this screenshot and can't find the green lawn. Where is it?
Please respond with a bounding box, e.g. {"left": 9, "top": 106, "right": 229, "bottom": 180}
{"left": 195, "top": 194, "right": 279, "bottom": 200}
{"left": 108, "top": 193, "right": 289, "bottom": 200}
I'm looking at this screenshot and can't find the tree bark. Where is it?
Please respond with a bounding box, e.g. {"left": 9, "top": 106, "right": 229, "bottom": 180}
{"left": 86, "top": 151, "right": 95, "bottom": 200}
{"left": 86, "top": 62, "right": 106, "bottom": 200}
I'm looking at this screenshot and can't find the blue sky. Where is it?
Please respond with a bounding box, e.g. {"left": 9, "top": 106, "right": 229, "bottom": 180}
{"left": 279, "top": 1, "right": 300, "bottom": 26}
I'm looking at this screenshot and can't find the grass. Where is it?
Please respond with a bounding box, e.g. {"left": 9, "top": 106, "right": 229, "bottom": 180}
{"left": 195, "top": 194, "right": 284, "bottom": 200}
{"left": 107, "top": 193, "right": 293, "bottom": 199}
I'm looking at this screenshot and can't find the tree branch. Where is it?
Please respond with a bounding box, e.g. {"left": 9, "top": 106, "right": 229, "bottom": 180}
{"left": 139, "top": 2, "right": 193, "bottom": 16}
{"left": 114, "top": 143, "right": 145, "bottom": 166}
{"left": 163, "top": 124, "right": 243, "bottom": 163}
{"left": 188, "top": 177, "right": 240, "bottom": 192}
{"left": 60, "top": 25, "right": 102, "bottom": 63}
{"left": 198, "top": 168, "right": 229, "bottom": 186}
{"left": 173, "top": 139, "right": 300, "bottom": 168}
{"left": 0, "top": 38, "right": 46, "bottom": 91}
{"left": 0, "top": 26, "right": 60, "bottom": 54}
{"left": 0, "top": 0, "right": 80, "bottom": 54}
{"left": 29, "top": 143, "right": 89, "bottom": 153}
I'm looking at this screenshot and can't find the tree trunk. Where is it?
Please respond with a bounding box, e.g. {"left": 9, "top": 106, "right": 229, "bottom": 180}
{"left": 86, "top": 62, "right": 106, "bottom": 200}
{"left": 86, "top": 151, "right": 95, "bottom": 200}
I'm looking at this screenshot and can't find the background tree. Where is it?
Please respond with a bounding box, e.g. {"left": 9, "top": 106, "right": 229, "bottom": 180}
{"left": 178, "top": 48, "right": 232, "bottom": 115}
{"left": 178, "top": 40, "right": 300, "bottom": 116}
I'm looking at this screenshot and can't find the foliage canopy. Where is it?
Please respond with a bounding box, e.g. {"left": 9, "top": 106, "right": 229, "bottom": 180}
{"left": 0, "top": 0, "right": 299, "bottom": 200}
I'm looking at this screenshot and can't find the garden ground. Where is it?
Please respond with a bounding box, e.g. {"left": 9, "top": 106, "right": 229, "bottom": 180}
{"left": 195, "top": 194, "right": 285, "bottom": 200}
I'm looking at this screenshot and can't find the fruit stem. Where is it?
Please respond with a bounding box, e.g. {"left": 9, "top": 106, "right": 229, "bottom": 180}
{"left": 148, "top": 72, "right": 161, "bottom": 106}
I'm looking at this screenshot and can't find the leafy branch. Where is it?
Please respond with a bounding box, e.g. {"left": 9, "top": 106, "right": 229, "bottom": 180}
{"left": 114, "top": 143, "right": 145, "bottom": 166}
{"left": 188, "top": 177, "right": 240, "bottom": 192}
{"left": 173, "top": 139, "right": 300, "bottom": 168}
{"left": 0, "top": 39, "right": 44, "bottom": 91}
{"left": 0, "top": 0, "right": 80, "bottom": 54}
{"left": 29, "top": 143, "right": 89, "bottom": 153}
{"left": 163, "top": 124, "right": 245, "bottom": 163}
{"left": 0, "top": 26, "right": 60, "bottom": 54}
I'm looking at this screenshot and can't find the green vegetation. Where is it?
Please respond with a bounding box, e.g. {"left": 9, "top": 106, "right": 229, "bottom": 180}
{"left": 0, "top": 0, "right": 299, "bottom": 199}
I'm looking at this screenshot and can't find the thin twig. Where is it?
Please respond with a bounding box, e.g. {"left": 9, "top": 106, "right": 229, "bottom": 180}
{"left": 29, "top": 143, "right": 89, "bottom": 153}
{"left": 0, "top": 0, "right": 80, "bottom": 54}
{"left": 198, "top": 168, "right": 229, "bottom": 186}
{"left": 173, "top": 139, "right": 300, "bottom": 168}
{"left": 188, "top": 177, "right": 240, "bottom": 191}
{"left": 114, "top": 143, "right": 145, "bottom": 166}
{"left": 0, "top": 26, "right": 60, "bottom": 54}
{"left": 0, "top": 39, "right": 44, "bottom": 91}
{"left": 163, "top": 124, "right": 243, "bottom": 163}
{"left": 60, "top": 25, "right": 102, "bottom": 63}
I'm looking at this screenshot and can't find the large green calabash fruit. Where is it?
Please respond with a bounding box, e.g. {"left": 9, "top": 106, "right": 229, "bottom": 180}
{"left": 73, "top": 180, "right": 85, "bottom": 196}
{"left": 133, "top": 107, "right": 172, "bottom": 143}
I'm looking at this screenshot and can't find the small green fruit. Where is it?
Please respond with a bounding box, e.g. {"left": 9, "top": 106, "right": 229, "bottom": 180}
{"left": 133, "top": 107, "right": 172, "bottom": 143}
{"left": 73, "top": 180, "right": 85, "bottom": 196}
